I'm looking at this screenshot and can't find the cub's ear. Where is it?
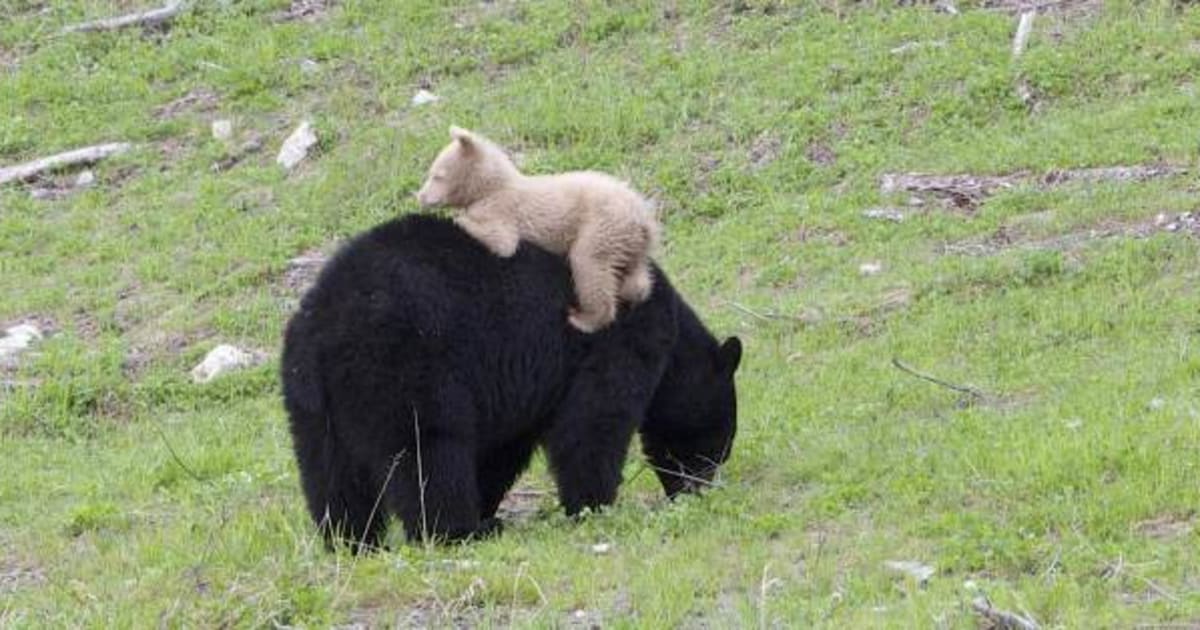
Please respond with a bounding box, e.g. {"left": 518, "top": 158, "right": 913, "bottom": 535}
{"left": 719, "top": 337, "right": 742, "bottom": 376}
{"left": 449, "top": 125, "right": 477, "bottom": 153}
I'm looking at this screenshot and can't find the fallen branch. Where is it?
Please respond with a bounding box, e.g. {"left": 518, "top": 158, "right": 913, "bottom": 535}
{"left": 152, "top": 422, "right": 204, "bottom": 484}
{"left": 880, "top": 165, "right": 1188, "bottom": 210}
{"left": 971, "top": 597, "right": 1040, "bottom": 630}
{"left": 984, "top": 0, "right": 1089, "bottom": 14}
{"left": 725, "top": 301, "right": 808, "bottom": 323}
{"left": 61, "top": 1, "right": 186, "bottom": 34}
{"left": 0, "top": 143, "right": 132, "bottom": 187}
{"left": 891, "top": 357, "right": 986, "bottom": 404}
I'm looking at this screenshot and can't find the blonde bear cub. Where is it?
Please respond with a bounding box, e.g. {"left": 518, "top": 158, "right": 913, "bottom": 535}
{"left": 416, "top": 126, "right": 662, "bottom": 334}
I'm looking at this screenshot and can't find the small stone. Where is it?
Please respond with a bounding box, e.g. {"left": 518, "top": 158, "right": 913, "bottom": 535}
{"left": 859, "top": 261, "right": 883, "bottom": 276}
{"left": 299, "top": 58, "right": 320, "bottom": 74}
{"left": 75, "top": 170, "right": 95, "bottom": 188}
{"left": 0, "top": 324, "right": 43, "bottom": 367}
{"left": 936, "top": 1, "right": 959, "bottom": 15}
{"left": 591, "top": 542, "right": 611, "bottom": 555}
{"left": 190, "top": 344, "right": 263, "bottom": 383}
{"left": 277, "top": 121, "right": 318, "bottom": 170}
{"left": 862, "top": 208, "right": 904, "bottom": 222}
{"left": 1155, "top": 212, "right": 1169, "bottom": 227}
{"left": 907, "top": 196, "right": 925, "bottom": 206}
{"left": 884, "top": 560, "right": 935, "bottom": 585}
{"left": 411, "top": 89, "right": 440, "bottom": 106}
{"left": 1065, "top": 418, "right": 1083, "bottom": 431}
{"left": 1148, "top": 397, "right": 1167, "bottom": 411}
{"left": 212, "top": 119, "right": 234, "bottom": 142}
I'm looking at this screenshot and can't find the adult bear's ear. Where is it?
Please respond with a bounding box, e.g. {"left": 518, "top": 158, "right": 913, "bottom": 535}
{"left": 719, "top": 337, "right": 742, "bottom": 376}
{"left": 449, "top": 126, "right": 477, "bottom": 154}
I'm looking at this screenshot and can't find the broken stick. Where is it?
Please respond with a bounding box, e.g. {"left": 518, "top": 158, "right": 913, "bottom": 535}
{"left": 891, "top": 357, "right": 986, "bottom": 403}
{"left": 0, "top": 143, "right": 132, "bottom": 187}
{"left": 61, "top": 1, "right": 186, "bottom": 34}
{"left": 971, "top": 596, "right": 1040, "bottom": 630}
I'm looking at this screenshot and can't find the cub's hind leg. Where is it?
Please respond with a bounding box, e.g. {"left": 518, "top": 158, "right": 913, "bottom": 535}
{"left": 566, "top": 228, "right": 621, "bottom": 333}
{"left": 617, "top": 256, "right": 653, "bottom": 304}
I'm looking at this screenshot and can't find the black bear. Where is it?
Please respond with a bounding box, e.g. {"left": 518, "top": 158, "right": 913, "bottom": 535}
{"left": 281, "top": 214, "right": 742, "bottom": 550}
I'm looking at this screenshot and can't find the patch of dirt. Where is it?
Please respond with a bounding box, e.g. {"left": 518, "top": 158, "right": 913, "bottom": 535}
{"left": 694, "top": 153, "right": 722, "bottom": 193}
{"left": 153, "top": 88, "right": 219, "bottom": 120}
{"left": 1134, "top": 513, "right": 1195, "bottom": 539}
{"left": 275, "top": 0, "right": 334, "bottom": 22}
{"left": 0, "top": 558, "right": 45, "bottom": 595}
{"left": 212, "top": 135, "right": 264, "bottom": 173}
{"left": 747, "top": 132, "right": 782, "bottom": 171}
{"left": 805, "top": 139, "right": 836, "bottom": 167}
{"left": 281, "top": 248, "right": 330, "bottom": 296}
{"left": 73, "top": 309, "right": 102, "bottom": 341}
{"left": 158, "top": 137, "right": 188, "bottom": 165}
{"left": 496, "top": 485, "right": 548, "bottom": 525}
{"left": 790, "top": 225, "right": 850, "bottom": 247}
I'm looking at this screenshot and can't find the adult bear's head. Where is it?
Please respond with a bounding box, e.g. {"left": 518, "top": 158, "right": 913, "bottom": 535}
{"left": 640, "top": 302, "right": 742, "bottom": 499}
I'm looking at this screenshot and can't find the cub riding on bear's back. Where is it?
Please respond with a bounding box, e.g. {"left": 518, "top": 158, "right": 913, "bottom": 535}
{"left": 416, "top": 126, "right": 662, "bottom": 334}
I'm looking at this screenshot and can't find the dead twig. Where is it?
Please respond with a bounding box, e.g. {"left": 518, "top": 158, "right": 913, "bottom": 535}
{"left": 61, "top": 1, "right": 186, "bottom": 34}
{"left": 0, "top": 143, "right": 132, "bottom": 187}
{"left": 151, "top": 422, "right": 204, "bottom": 484}
{"left": 891, "top": 357, "right": 986, "bottom": 404}
{"left": 725, "top": 301, "right": 807, "bottom": 323}
{"left": 971, "top": 596, "right": 1041, "bottom": 630}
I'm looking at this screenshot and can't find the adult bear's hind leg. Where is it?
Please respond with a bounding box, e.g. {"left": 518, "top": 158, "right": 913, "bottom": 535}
{"left": 291, "top": 420, "right": 389, "bottom": 554}
{"left": 387, "top": 388, "right": 493, "bottom": 544}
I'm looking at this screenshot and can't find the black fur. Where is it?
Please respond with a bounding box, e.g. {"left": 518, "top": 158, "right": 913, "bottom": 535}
{"left": 281, "top": 214, "right": 741, "bottom": 549}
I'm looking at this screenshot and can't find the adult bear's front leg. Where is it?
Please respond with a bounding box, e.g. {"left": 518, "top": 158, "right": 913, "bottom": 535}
{"left": 542, "top": 380, "right": 641, "bottom": 517}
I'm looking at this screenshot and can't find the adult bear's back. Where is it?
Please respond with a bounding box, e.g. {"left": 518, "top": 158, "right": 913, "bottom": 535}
{"left": 283, "top": 214, "right": 655, "bottom": 442}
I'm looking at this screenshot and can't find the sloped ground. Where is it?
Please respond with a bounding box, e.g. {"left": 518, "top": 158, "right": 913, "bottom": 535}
{"left": 1, "top": 0, "right": 1198, "bottom": 626}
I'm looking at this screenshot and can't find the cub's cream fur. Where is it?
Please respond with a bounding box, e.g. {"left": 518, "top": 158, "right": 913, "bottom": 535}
{"left": 416, "top": 126, "right": 662, "bottom": 333}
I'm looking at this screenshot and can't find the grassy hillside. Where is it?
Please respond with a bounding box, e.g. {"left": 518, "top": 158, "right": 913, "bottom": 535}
{"left": 2, "top": 0, "right": 1198, "bottom": 626}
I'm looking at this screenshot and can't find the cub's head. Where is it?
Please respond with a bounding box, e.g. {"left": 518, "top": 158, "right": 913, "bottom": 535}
{"left": 416, "top": 126, "right": 518, "bottom": 209}
{"left": 641, "top": 335, "right": 742, "bottom": 499}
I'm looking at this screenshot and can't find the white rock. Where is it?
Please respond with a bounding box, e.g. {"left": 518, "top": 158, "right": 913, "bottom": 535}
{"left": 190, "top": 344, "right": 261, "bottom": 383}
{"left": 212, "top": 119, "right": 234, "bottom": 142}
{"left": 591, "top": 542, "right": 611, "bottom": 555}
{"left": 411, "top": 89, "right": 440, "bottom": 106}
{"left": 885, "top": 560, "right": 935, "bottom": 584}
{"left": 1065, "top": 418, "right": 1083, "bottom": 431}
{"left": 859, "top": 261, "right": 884, "bottom": 276}
{"left": 299, "top": 58, "right": 320, "bottom": 74}
{"left": 1148, "top": 397, "right": 1167, "bottom": 411}
{"left": 276, "top": 121, "right": 318, "bottom": 170}
{"left": 75, "top": 170, "right": 95, "bottom": 188}
{"left": 0, "top": 324, "right": 43, "bottom": 366}
{"left": 936, "top": 1, "right": 959, "bottom": 15}
{"left": 862, "top": 208, "right": 904, "bottom": 222}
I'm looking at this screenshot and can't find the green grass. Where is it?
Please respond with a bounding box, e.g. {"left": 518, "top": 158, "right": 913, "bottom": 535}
{"left": 2, "top": 0, "right": 1199, "bottom": 626}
